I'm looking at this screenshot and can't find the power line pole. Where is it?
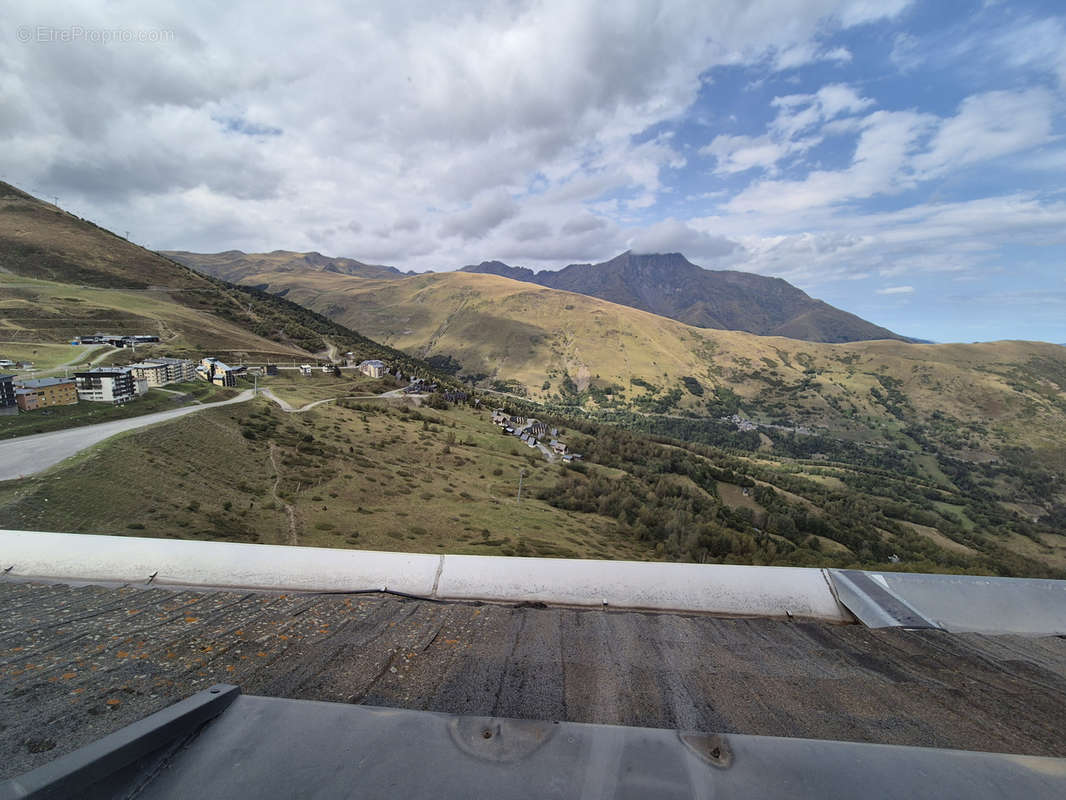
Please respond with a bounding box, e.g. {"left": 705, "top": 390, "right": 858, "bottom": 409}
{"left": 517, "top": 468, "right": 526, "bottom": 502}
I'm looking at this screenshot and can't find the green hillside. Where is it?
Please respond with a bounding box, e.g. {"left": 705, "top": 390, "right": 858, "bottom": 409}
{"left": 2, "top": 181, "right": 1063, "bottom": 579}
{"left": 173, "top": 266, "right": 1066, "bottom": 530}
{"left": 164, "top": 249, "right": 404, "bottom": 282}
{"left": 0, "top": 181, "right": 434, "bottom": 373}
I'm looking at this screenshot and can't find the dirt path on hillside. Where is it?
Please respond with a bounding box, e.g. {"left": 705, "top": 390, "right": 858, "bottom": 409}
{"left": 269, "top": 441, "right": 299, "bottom": 546}
{"left": 260, "top": 388, "right": 336, "bottom": 413}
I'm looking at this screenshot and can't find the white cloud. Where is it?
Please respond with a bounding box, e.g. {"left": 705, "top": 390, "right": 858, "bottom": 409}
{"left": 837, "top": 0, "right": 913, "bottom": 27}
{"left": 772, "top": 43, "right": 853, "bottom": 70}
{"left": 0, "top": 0, "right": 946, "bottom": 270}
{"left": 727, "top": 109, "right": 934, "bottom": 213}
{"left": 707, "top": 193, "right": 1066, "bottom": 289}
{"left": 823, "top": 46, "right": 853, "bottom": 62}
{"left": 725, "top": 86, "right": 1055, "bottom": 216}
{"left": 772, "top": 43, "right": 819, "bottom": 71}
{"left": 889, "top": 32, "right": 921, "bottom": 72}
{"left": 911, "top": 89, "right": 1057, "bottom": 177}
{"left": 701, "top": 134, "right": 806, "bottom": 174}
{"left": 701, "top": 83, "right": 871, "bottom": 175}
{"left": 629, "top": 219, "right": 739, "bottom": 261}
{"left": 877, "top": 285, "right": 914, "bottom": 294}
{"left": 771, "top": 84, "right": 875, "bottom": 138}
{"left": 439, "top": 189, "right": 519, "bottom": 241}
{"left": 971, "top": 15, "right": 1066, "bottom": 88}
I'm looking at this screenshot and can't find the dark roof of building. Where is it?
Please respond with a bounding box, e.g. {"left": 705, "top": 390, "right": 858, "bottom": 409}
{"left": 16, "top": 377, "right": 75, "bottom": 388}
{"left": 2, "top": 579, "right": 1065, "bottom": 780}
{"left": 74, "top": 367, "right": 132, "bottom": 376}
{"left": 0, "top": 375, "right": 14, "bottom": 381}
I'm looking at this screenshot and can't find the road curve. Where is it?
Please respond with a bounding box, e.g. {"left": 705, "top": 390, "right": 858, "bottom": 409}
{"left": 0, "top": 390, "right": 254, "bottom": 481}
{"left": 2, "top": 385, "right": 413, "bottom": 481}
{"left": 258, "top": 389, "right": 336, "bottom": 413}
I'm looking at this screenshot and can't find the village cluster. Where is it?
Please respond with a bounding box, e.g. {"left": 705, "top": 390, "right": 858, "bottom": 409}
{"left": 490, "top": 409, "right": 581, "bottom": 463}
{"left": 0, "top": 335, "right": 443, "bottom": 417}
{"left": 0, "top": 348, "right": 243, "bottom": 414}
{"left": 2, "top": 338, "right": 582, "bottom": 470}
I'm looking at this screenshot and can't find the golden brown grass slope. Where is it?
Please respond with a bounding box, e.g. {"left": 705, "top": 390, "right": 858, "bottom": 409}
{"left": 0, "top": 182, "right": 313, "bottom": 359}
{"left": 204, "top": 267, "right": 1066, "bottom": 472}
{"left": 164, "top": 249, "right": 404, "bottom": 282}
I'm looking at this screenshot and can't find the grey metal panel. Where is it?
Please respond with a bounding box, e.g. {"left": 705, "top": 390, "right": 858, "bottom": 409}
{"left": 0, "top": 684, "right": 239, "bottom": 800}
{"left": 16, "top": 690, "right": 1065, "bottom": 800}
{"left": 830, "top": 569, "right": 1066, "bottom": 635}
{"left": 829, "top": 569, "right": 941, "bottom": 629}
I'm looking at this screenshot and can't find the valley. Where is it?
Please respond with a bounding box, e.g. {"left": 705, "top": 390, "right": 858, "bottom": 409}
{"left": 165, "top": 265, "right": 1066, "bottom": 476}
{"left": 2, "top": 372, "right": 1062, "bottom": 577}
{"left": 1, "top": 181, "right": 1063, "bottom": 580}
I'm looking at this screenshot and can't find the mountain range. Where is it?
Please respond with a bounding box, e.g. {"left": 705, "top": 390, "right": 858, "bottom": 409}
{"left": 2, "top": 180, "right": 1064, "bottom": 574}
{"left": 5, "top": 182, "right": 1064, "bottom": 481}
{"left": 459, "top": 251, "right": 911, "bottom": 343}
{"left": 150, "top": 252, "right": 1066, "bottom": 477}
{"left": 164, "top": 249, "right": 410, "bottom": 283}
{"left": 168, "top": 248, "right": 909, "bottom": 343}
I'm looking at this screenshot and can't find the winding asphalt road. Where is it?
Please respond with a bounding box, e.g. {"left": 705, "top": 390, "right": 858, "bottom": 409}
{"left": 0, "top": 386, "right": 412, "bottom": 481}
{"left": 0, "top": 390, "right": 254, "bottom": 481}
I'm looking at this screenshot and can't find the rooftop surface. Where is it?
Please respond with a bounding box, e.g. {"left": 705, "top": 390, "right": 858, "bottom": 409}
{"left": 2, "top": 579, "right": 1065, "bottom": 780}
{"left": 14, "top": 378, "right": 74, "bottom": 388}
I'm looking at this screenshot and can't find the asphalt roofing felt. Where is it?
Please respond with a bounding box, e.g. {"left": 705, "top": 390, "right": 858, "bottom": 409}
{"left": 2, "top": 579, "right": 1066, "bottom": 779}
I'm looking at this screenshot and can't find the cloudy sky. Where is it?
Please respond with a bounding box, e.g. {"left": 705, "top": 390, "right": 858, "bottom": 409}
{"left": 3, "top": 0, "right": 1065, "bottom": 343}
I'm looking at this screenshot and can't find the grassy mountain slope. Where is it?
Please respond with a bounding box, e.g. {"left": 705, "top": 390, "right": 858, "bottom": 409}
{"left": 2, "top": 373, "right": 1062, "bottom": 577}
{"left": 4, "top": 180, "right": 1062, "bottom": 576}
{"left": 206, "top": 268, "right": 1066, "bottom": 475}
{"left": 461, "top": 251, "right": 910, "bottom": 342}
{"left": 0, "top": 182, "right": 430, "bottom": 371}
{"left": 164, "top": 249, "right": 404, "bottom": 282}
{"left": 0, "top": 391, "right": 646, "bottom": 562}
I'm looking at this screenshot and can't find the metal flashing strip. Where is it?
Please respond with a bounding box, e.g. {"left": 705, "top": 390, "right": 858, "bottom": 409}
{"left": 4, "top": 690, "right": 1065, "bottom": 799}
{"left": 0, "top": 530, "right": 849, "bottom": 622}
{"left": 829, "top": 569, "right": 1066, "bottom": 635}
{"left": 828, "top": 569, "right": 941, "bottom": 630}
{"left": 5, "top": 530, "right": 1065, "bottom": 632}
{"left": 0, "top": 685, "right": 239, "bottom": 800}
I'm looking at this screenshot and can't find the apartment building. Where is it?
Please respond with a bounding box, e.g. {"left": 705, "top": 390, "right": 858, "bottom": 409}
{"left": 14, "top": 377, "right": 78, "bottom": 411}
{"left": 358, "top": 359, "right": 386, "bottom": 378}
{"left": 145, "top": 357, "right": 197, "bottom": 383}
{"left": 74, "top": 367, "right": 139, "bottom": 404}
{"left": 128, "top": 362, "right": 170, "bottom": 387}
{"left": 0, "top": 375, "right": 15, "bottom": 416}
{"left": 200, "top": 357, "right": 240, "bottom": 387}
